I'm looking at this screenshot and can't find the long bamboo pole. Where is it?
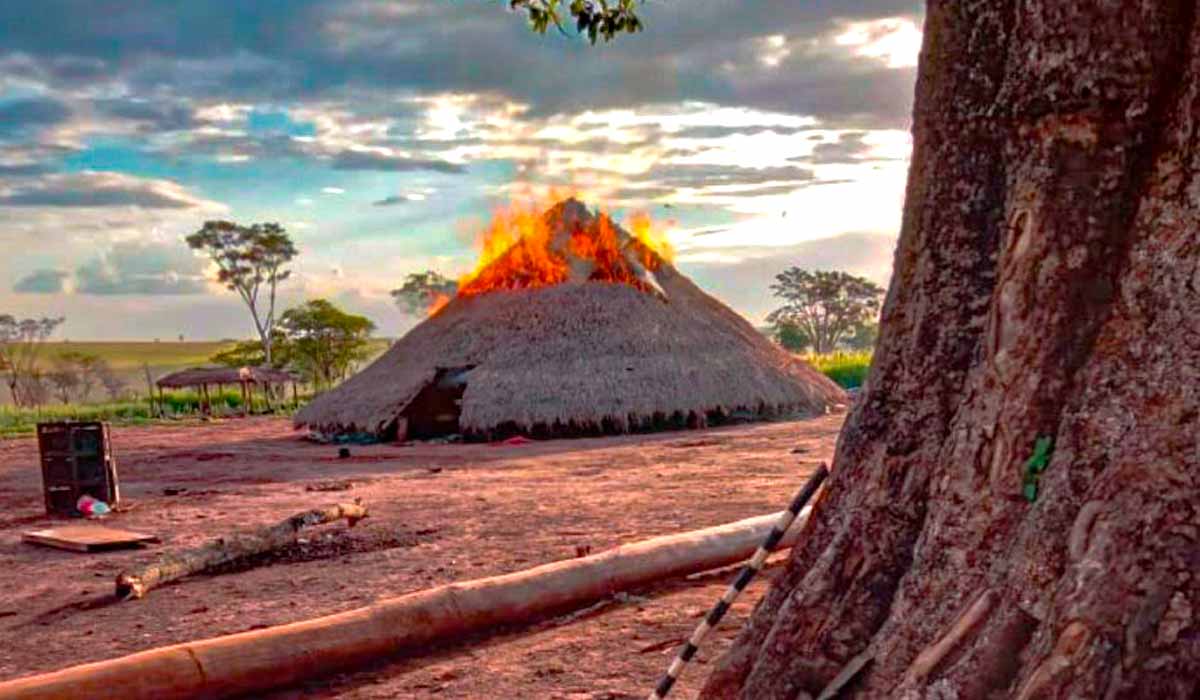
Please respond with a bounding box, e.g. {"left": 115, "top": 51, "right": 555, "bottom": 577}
{"left": 0, "top": 508, "right": 815, "bottom": 700}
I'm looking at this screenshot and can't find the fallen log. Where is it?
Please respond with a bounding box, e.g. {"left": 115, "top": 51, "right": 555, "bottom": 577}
{"left": 0, "top": 507, "right": 814, "bottom": 700}
{"left": 115, "top": 501, "right": 368, "bottom": 600}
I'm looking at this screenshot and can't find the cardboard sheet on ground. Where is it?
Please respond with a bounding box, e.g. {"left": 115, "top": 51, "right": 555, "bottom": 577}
{"left": 22, "top": 524, "right": 159, "bottom": 552}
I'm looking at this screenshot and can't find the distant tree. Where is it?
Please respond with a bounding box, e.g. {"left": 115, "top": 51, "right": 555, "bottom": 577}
{"left": 843, "top": 320, "right": 880, "bottom": 351}
{"left": 278, "top": 299, "right": 375, "bottom": 390}
{"left": 47, "top": 362, "right": 80, "bottom": 405}
{"left": 186, "top": 221, "right": 298, "bottom": 366}
{"left": 766, "top": 269, "right": 883, "bottom": 355}
{"left": 773, "top": 321, "right": 812, "bottom": 353}
{"left": 505, "top": 0, "right": 644, "bottom": 43}
{"left": 210, "top": 332, "right": 291, "bottom": 370}
{"left": 390, "top": 271, "right": 458, "bottom": 317}
{"left": 98, "top": 362, "right": 128, "bottom": 401}
{"left": 210, "top": 340, "right": 264, "bottom": 368}
{"left": 140, "top": 363, "right": 157, "bottom": 415}
{"left": 0, "top": 315, "right": 64, "bottom": 407}
{"left": 53, "top": 351, "right": 103, "bottom": 403}
{"left": 0, "top": 315, "right": 13, "bottom": 379}
{"left": 22, "top": 372, "right": 50, "bottom": 407}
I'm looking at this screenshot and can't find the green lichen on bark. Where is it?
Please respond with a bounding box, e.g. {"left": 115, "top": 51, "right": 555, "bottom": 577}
{"left": 1022, "top": 435, "right": 1054, "bottom": 502}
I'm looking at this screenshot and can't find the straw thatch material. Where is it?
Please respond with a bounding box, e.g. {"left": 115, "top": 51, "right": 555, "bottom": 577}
{"left": 157, "top": 366, "right": 296, "bottom": 389}
{"left": 296, "top": 201, "right": 845, "bottom": 439}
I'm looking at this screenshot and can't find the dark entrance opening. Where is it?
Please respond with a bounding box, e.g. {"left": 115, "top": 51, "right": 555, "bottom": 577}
{"left": 401, "top": 366, "right": 474, "bottom": 440}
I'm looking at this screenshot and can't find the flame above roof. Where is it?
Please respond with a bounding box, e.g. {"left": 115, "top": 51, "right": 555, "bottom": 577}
{"left": 454, "top": 198, "right": 668, "bottom": 302}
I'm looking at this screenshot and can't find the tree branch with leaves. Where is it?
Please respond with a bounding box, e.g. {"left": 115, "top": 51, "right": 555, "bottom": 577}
{"left": 50, "top": 351, "right": 104, "bottom": 404}
{"left": 0, "top": 315, "right": 64, "bottom": 407}
{"left": 504, "top": 0, "right": 644, "bottom": 43}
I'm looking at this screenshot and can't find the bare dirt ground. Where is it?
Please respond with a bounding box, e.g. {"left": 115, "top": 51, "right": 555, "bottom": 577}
{"left": 0, "top": 414, "right": 843, "bottom": 699}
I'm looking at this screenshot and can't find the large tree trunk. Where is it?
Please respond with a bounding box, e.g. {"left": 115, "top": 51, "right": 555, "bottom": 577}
{"left": 702, "top": 1, "right": 1200, "bottom": 698}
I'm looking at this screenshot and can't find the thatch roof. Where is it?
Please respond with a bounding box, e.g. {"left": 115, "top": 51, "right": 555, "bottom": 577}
{"left": 296, "top": 200, "right": 845, "bottom": 439}
{"left": 157, "top": 366, "right": 297, "bottom": 389}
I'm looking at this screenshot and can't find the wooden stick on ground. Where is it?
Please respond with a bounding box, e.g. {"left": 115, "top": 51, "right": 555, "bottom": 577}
{"left": 2, "top": 508, "right": 812, "bottom": 700}
{"left": 115, "top": 501, "right": 368, "bottom": 600}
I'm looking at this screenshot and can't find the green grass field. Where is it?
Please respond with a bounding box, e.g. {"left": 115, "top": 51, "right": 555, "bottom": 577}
{"left": 805, "top": 350, "right": 872, "bottom": 389}
{"left": 37, "top": 341, "right": 238, "bottom": 371}
{"left": 37, "top": 339, "right": 392, "bottom": 370}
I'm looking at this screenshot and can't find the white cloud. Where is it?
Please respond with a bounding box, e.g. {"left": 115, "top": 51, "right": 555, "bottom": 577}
{"left": 834, "top": 18, "right": 923, "bottom": 69}
{"left": 0, "top": 171, "right": 224, "bottom": 210}
{"left": 74, "top": 238, "right": 209, "bottom": 295}
{"left": 193, "top": 103, "right": 252, "bottom": 124}
{"left": 672, "top": 162, "right": 908, "bottom": 250}
{"left": 760, "top": 34, "right": 792, "bottom": 68}
{"left": 321, "top": 186, "right": 345, "bottom": 194}
{"left": 679, "top": 232, "right": 897, "bottom": 323}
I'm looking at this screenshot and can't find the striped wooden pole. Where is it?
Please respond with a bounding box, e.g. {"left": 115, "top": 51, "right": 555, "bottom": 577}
{"left": 648, "top": 463, "right": 829, "bottom": 700}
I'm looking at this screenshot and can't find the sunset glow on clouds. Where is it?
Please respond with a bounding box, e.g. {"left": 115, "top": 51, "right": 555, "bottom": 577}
{"left": 0, "top": 3, "right": 922, "bottom": 339}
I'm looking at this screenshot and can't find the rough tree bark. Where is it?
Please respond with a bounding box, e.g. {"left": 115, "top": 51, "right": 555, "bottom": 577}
{"left": 701, "top": 1, "right": 1200, "bottom": 698}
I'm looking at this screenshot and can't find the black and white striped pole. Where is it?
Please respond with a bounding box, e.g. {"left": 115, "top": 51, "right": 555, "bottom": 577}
{"left": 647, "top": 463, "right": 829, "bottom": 700}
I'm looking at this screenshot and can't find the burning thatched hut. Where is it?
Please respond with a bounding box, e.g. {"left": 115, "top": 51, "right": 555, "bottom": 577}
{"left": 296, "top": 199, "right": 845, "bottom": 441}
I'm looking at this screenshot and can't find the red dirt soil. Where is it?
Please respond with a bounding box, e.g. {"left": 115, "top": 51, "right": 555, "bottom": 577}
{"left": 0, "top": 414, "right": 843, "bottom": 698}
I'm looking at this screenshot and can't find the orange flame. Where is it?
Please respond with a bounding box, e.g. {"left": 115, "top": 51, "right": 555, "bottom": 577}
{"left": 427, "top": 292, "right": 452, "bottom": 317}
{"left": 626, "top": 211, "right": 675, "bottom": 266}
{"left": 457, "top": 199, "right": 568, "bottom": 296}
{"left": 455, "top": 193, "right": 674, "bottom": 299}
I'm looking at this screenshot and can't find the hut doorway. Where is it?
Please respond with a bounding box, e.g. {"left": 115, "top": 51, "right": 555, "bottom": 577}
{"left": 401, "top": 366, "right": 474, "bottom": 440}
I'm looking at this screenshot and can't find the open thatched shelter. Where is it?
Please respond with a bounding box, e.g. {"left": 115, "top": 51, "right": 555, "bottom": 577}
{"left": 157, "top": 365, "right": 298, "bottom": 415}
{"left": 296, "top": 199, "right": 845, "bottom": 441}
{"left": 156, "top": 366, "right": 297, "bottom": 390}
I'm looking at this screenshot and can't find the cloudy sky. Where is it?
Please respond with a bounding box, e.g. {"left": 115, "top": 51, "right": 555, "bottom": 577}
{"left": 0, "top": 1, "right": 921, "bottom": 340}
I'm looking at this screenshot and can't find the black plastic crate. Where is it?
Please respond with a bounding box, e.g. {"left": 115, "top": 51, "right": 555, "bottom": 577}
{"left": 37, "top": 421, "right": 120, "bottom": 517}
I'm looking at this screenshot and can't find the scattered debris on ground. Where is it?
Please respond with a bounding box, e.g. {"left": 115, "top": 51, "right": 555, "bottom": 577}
{"left": 23, "top": 524, "right": 159, "bottom": 552}
{"left": 493, "top": 435, "right": 534, "bottom": 447}
{"left": 305, "top": 480, "right": 354, "bottom": 492}
{"left": 114, "top": 501, "right": 368, "bottom": 600}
